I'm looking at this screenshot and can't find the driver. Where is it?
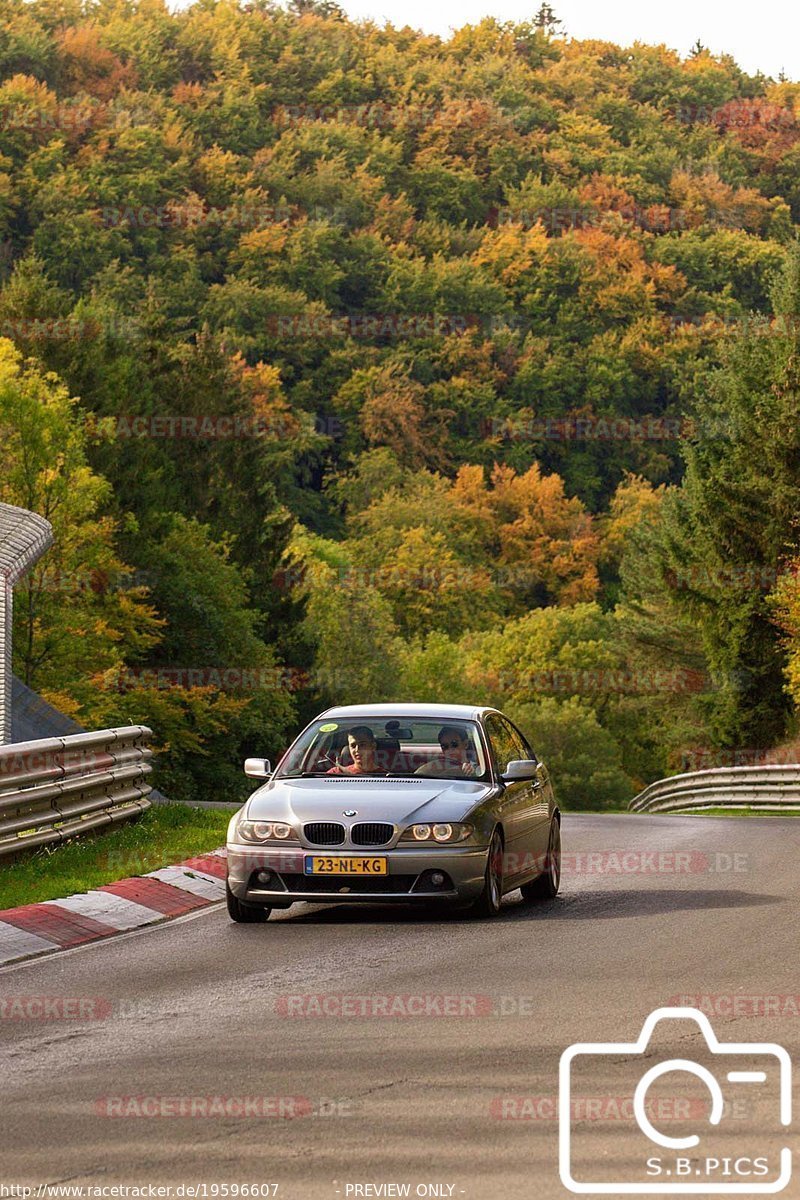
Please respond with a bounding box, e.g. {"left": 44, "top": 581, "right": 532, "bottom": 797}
{"left": 327, "top": 726, "right": 380, "bottom": 775}
{"left": 416, "top": 726, "right": 477, "bottom": 778}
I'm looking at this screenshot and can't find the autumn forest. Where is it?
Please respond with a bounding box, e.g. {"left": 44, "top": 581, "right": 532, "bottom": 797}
{"left": 3, "top": 0, "right": 800, "bottom": 807}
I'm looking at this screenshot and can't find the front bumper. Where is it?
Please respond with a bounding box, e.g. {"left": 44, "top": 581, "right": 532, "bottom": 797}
{"left": 226, "top": 843, "right": 488, "bottom": 906}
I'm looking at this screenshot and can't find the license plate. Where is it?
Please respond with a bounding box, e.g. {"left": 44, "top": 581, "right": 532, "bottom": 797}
{"left": 304, "top": 856, "right": 388, "bottom": 876}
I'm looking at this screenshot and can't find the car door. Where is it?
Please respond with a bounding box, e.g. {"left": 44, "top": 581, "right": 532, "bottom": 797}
{"left": 505, "top": 717, "right": 551, "bottom": 867}
{"left": 484, "top": 714, "right": 533, "bottom": 886}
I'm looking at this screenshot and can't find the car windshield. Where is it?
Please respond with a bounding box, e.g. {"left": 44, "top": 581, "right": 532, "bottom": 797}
{"left": 275, "top": 717, "right": 490, "bottom": 782}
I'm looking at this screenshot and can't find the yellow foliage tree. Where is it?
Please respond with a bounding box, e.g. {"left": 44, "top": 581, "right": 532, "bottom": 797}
{"left": 451, "top": 462, "right": 600, "bottom": 606}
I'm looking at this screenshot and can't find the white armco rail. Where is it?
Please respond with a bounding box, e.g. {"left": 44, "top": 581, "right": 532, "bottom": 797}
{"left": 0, "top": 726, "right": 153, "bottom": 858}
{"left": 629, "top": 764, "right": 800, "bottom": 814}
{"left": 0, "top": 502, "right": 55, "bottom": 743}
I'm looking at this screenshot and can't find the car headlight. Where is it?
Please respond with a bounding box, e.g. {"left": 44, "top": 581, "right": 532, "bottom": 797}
{"left": 236, "top": 820, "right": 297, "bottom": 843}
{"left": 400, "top": 822, "right": 473, "bottom": 844}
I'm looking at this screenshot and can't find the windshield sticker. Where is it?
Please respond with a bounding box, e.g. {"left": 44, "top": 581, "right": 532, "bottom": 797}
{"left": 319, "top": 722, "right": 339, "bottom": 732}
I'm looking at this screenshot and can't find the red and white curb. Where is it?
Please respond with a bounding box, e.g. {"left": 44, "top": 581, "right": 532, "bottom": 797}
{"left": 0, "top": 849, "right": 227, "bottom": 968}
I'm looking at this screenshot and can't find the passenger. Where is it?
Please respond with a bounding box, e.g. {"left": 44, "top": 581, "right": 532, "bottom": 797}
{"left": 416, "top": 726, "right": 477, "bottom": 778}
{"left": 327, "top": 726, "right": 381, "bottom": 775}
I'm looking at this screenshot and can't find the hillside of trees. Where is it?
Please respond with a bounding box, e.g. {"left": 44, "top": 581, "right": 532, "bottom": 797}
{"left": 3, "top": 0, "right": 800, "bottom": 806}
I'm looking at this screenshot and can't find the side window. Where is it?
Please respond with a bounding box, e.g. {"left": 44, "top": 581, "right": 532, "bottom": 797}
{"left": 506, "top": 720, "right": 537, "bottom": 758}
{"left": 501, "top": 715, "right": 532, "bottom": 763}
{"left": 485, "top": 715, "right": 516, "bottom": 773}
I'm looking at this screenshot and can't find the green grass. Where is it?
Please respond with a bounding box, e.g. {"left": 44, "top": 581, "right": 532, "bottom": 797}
{"left": 0, "top": 803, "right": 236, "bottom": 911}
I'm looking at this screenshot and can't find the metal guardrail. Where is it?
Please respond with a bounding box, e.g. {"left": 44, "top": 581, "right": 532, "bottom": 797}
{"left": 0, "top": 503, "right": 55, "bottom": 743}
{"left": 0, "top": 726, "right": 153, "bottom": 858}
{"left": 629, "top": 764, "right": 800, "bottom": 814}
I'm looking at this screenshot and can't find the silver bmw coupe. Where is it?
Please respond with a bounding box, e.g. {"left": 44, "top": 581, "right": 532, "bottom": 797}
{"left": 226, "top": 703, "right": 561, "bottom": 921}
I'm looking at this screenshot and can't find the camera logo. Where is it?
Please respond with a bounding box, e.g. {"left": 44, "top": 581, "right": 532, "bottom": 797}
{"left": 559, "top": 1006, "right": 791, "bottom": 1193}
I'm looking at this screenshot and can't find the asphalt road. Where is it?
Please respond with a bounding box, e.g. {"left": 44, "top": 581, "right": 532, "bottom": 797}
{"left": 1, "top": 813, "right": 798, "bottom": 1199}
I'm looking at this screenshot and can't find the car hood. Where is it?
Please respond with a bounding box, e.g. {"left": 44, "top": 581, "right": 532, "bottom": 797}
{"left": 245, "top": 776, "right": 493, "bottom": 826}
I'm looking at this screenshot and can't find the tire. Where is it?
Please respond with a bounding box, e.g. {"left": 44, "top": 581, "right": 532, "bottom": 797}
{"left": 226, "top": 880, "right": 271, "bottom": 923}
{"left": 469, "top": 829, "right": 504, "bottom": 918}
{"left": 521, "top": 818, "right": 561, "bottom": 902}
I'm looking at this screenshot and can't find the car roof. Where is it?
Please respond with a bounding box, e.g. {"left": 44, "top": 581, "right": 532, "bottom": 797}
{"left": 318, "top": 703, "right": 495, "bottom": 721}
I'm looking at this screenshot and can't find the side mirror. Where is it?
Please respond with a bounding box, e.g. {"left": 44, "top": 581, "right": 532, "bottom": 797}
{"left": 244, "top": 757, "right": 272, "bottom": 779}
{"left": 501, "top": 759, "right": 539, "bottom": 783}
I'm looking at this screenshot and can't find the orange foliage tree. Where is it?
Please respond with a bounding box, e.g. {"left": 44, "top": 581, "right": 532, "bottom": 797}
{"left": 451, "top": 463, "right": 599, "bottom": 606}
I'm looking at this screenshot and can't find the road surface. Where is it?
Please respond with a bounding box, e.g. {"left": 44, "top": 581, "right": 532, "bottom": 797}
{"left": 1, "top": 813, "right": 797, "bottom": 1198}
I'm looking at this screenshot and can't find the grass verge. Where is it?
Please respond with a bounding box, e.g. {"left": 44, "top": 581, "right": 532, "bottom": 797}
{"left": 0, "top": 803, "right": 236, "bottom": 911}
